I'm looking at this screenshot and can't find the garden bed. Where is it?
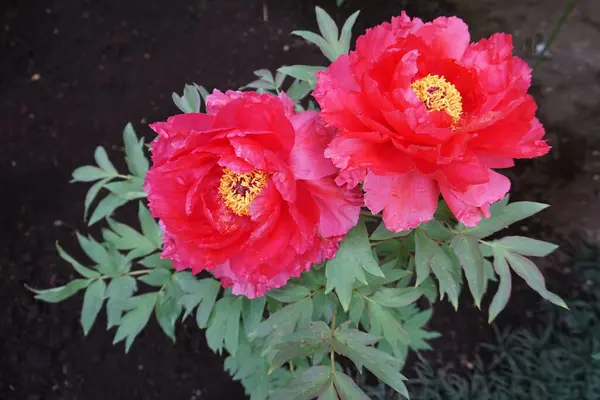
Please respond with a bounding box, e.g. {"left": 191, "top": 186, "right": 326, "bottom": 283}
{"left": 1, "top": 0, "right": 599, "bottom": 398}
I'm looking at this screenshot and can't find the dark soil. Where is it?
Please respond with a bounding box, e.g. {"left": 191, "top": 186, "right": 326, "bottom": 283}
{"left": 1, "top": 0, "right": 599, "bottom": 399}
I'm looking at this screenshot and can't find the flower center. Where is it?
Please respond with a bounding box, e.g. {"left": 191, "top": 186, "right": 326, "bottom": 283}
{"left": 411, "top": 74, "right": 463, "bottom": 122}
{"left": 218, "top": 168, "right": 268, "bottom": 216}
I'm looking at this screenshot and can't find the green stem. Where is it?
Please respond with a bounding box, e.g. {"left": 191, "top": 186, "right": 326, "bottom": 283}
{"left": 99, "top": 269, "right": 153, "bottom": 280}
{"left": 534, "top": 0, "right": 580, "bottom": 69}
{"left": 330, "top": 312, "right": 336, "bottom": 376}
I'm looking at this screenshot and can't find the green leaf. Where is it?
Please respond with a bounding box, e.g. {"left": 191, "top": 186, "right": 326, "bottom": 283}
{"left": 504, "top": 250, "right": 567, "bottom": 309}
{"left": 277, "top": 65, "right": 326, "bottom": 88}
{"left": 291, "top": 30, "right": 337, "bottom": 61}
{"left": 267, "top": 284, "right": 311, "bottom": 302}
{"left": 138, "top": 202, "right": 162, "bottom": 248}
{"left": 331, "top": 328, "right": 408, "bottom": 397}
{"left": 269, "top": 322, "right": 331, "bottom": 370}
{"left": 338, "top": 10, "right": 360, "bottom": 56}
{"left": 76, "top": 233, "right": 109, "bottom": 265}
{"left": 286, "top": 79, "right": 312, "bottom": 102}
{"left": 88, "top": 193, "right": 128, "bottom": 226}
{"left": 593, "top": 353, "right": 600, "bottom": 360}
{"left": 104, "top": 180, "right": 146, "bottom": 200}
{"left": 312, "top": 291, "right": 338, "bottom": 323}
{"left": 94, "top": 146, "right": 117, "bottom": 174}
{"left": 30, "top": 279, "right": 91, "bottom": 303}
{"left": 56, "top": 243, "right": 100, "bottom": 278}
{"left": 348, "top": 294, "right": 365, "bottom": 328}
{"left": 242, "top": 297, "right": 266, "bottom": 337}
{"left": 271, "top": 366, "right": 331, "bottom": 400}
{"left": 315, "top": 6, "right": 339, "bottom": 44}
{"left": 326, "top": 221, "right": 384, "bottom": 311}
{"left": 488, "top": 247, "right": 512, "bottom": 323}
{"left": 193, "top": 83, "right": 210, "bottom": 106}
{"left": 371, "top": 221, "right": 411, "bottom": 240}
{"left": 138, "top": 268, "right": 172, "bottom": 287}
{"left": 416, "top": 230, "right": 460, "bottom": 309}
{"left": 123, "top": 123, "right": 149, "bottom": 178}
{"left": 333, "top": 372, "right": 370, "bottom": 400}
{"left": 81, "top": 279, "right": 106, "bottom": 335}
{"left": 155, "top": 289, "right": 182, "bottom": 340}
{"left": 250, "top": 298, "right": 313, "bottom": 340}
{"left": 205, "top": 296, "right": 243, "bottom": 354}
{"left": 371, "top": 287, "right": 423, "bottom": 308}
{"left": 172, "top": 84, "right": 201, "bottom": 113}
{"left": 451, "top": 235, "right": 485, "bottom": 307}
{"left": 421, "top": 220, "right": 453, "bottom": 241}
{"left": 318, "top": 382, "right": 338, "bottom": 400}
{"left": 469, "top": 201, "right": 549, "bottom": 238}
{"left": 84, "top": 177, "right": 111, "bottom": 221}
{"left": 195, "top": 280, "right": 221, "bottom": 328}
{"left": 72, "top": 165, "right": 112, "bottom": 182}
{"left": 106, "top": 276, "right": 137, "bottom": 329}
{"left": 368, "top": 302, "right": 410, "bottom": 351}
{"left": 495, "top": 236, "right": 558, "bottom": 257}
{"left": 138, "top": 253, "right": 173, "bottom": 269}
{"left": 113, "top": 292, "right": 158, "bottom": 352}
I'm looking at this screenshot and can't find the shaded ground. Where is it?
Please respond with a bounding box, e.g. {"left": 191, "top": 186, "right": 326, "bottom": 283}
{"left": 1, "top": 0, "right": 599, "bottom": 398}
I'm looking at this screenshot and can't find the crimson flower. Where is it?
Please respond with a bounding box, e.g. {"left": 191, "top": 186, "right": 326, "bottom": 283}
{"left": 145, "top": 91, "right": 361, "bottom": 298}
{"left": 314, "top": 12, "right": 549, "bottom": 231}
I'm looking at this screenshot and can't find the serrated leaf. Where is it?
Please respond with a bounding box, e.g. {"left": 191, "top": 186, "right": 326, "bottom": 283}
{"left": 312, "top": 291, "right": 338, "bottom": 323}
{"left": 269, "top": 322, "right": 331, "bottom": 370}
{"left": 123, "top": 123, "right": 149, "bottom": 178}
{"left": 113, "top": 292, "right": 157, "bottom": 352}
{"left": 104, "top": 180, "right": 146, "bottom": 200}
{"left": 331, "top": 328, "right": 408, "bottom": 397}
{"left": 195, "top": 280, "right": 220, "bottom": 328}
{"left": 333, "top": 372, "right": 370, "bottom": 400}
{"left": 56, "top": 243, "right": 100, "bottom": 278}
{"left": 495, "top": 236, "right": 558, "bottom": 257}
{"left": 368, "top": 302, "right": 410, "bottom": 352}
{"left": 138, "top": 268, "right": 172, "bottom": 287}
{"left": 315, "top": 6, "right": 339, "bottom": 44}
{"left": 84, "top": 177, "right": 111, "bottom": 221}
{"left": 504, "top": 250, "right": 567, "bottom": 309}
{"left": 286, "top": 79, "right": 312, "bottom": 102}
{"left": 72, "top": 166, "right": 112, "bottom": 182}
{"left": 94, "top": 146, "right": 117, "bottom": 174}
{"left": 81, "top": 279, "right": 106, "bottom": 335}
{"left": 267, "top": 284, "right": 311, "bottom": 302}
{"left": 371, "top": 221, "right": 411, "bottom": 240}
{"left": 338, "top": 10, "right": 360, "bottom": 56}
{"left": 155, "top": 289, "right": 182, "bottom": 340}
{"left": 416, "top": 230, "right": 460, "bottom": 309}
{"left": 76, "top": 233, "right": 109, "bottom": 265}
{"left": 242, "top": 297, "right": 266, "bottom": 337}
{"left": 326, "top": 221, "right": 384, "bottom": 311}
{"left": 292, "top": 30, "right": 338, "bottom": 62}
{"left": 277, "top": 65, "right": 326, "bottom": 88}
{"left": 488, "top": 247, "right": 512, "bottom": 323}
{"left": 371, "top": 287, "right": 423, "bottom": 308}
{"left": 106, "top": 276, "right": 137, "bottom": 329}
{"left": 88, "top": 193, "right": 127, "bottom": 226}
{"left": 348, "top": 294, "right": 365, "bottom": 328}
{"left": 205, "top": 296, "right": 243, "bottom": 354}
{"left": 469, "top": 201, "right": 549, "bottom": 238}
{"left": 271, "top": 366, "right": 331, "bottom": 400}
{"left": 451, "top": 235, "right": 485, "bottom": 307}
{"left": 138, "top": 202, "right": 162, "bottom": 248}
{"left": 172, "top": 84, "right": 201, "bottom": 113}
{"left": 30, "top": 279, "right": 91, "bottom": 303}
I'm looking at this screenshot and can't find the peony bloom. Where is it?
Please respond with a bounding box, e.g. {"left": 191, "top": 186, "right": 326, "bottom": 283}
{"left": 314, "top": 12, "right": 549, "bottom": 231}
{"left": 145, "top": 91, "right": 361, "bottom": 298}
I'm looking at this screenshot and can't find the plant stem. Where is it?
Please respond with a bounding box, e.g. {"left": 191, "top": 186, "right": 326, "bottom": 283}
{"left": 534, "top": 0, "right": 580, "bottom": 69}
{"left": 99, "top": 269, "right": 153, "bottom": 280}
{"left": 330, "top": 312, "right": 336, "bottom": 376}
{"left": 289, "top": 361, "right": 295, "bottom": 374}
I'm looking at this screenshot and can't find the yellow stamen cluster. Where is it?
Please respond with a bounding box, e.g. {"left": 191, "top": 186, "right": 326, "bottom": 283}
{"left": 411, "top": 74, "right": 463, "bottom": 122}
{"left": 218, "top": 168, "right": 269, "bottom": 216}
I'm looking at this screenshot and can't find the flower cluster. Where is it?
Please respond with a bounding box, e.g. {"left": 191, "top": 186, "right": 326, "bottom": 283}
{"left": 145, "top": 12, "right": 548, "bottom": 297}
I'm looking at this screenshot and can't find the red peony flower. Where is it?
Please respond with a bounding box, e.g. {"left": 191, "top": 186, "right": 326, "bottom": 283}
{"left": 145, "top": 91, "right": 361, "bottom": 298}
{"left": 314, "top": 12, "right": 549, "bottom": 231}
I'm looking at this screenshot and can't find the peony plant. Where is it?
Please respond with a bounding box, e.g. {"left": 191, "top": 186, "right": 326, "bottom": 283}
{"left": 31, "top": 7, "right": 565, "bottom": 399}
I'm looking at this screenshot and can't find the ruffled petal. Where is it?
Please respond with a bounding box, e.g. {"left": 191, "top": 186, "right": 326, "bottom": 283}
{"left": 440, "top": 170, "right": 510, "bottom": 226}
{"left": 364, "top": 171, "right": 439, "bottom": 231}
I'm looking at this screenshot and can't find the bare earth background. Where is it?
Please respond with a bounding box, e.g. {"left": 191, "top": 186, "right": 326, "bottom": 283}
{"left": 1, "top": 0, "right": 599, "bottom": 399}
